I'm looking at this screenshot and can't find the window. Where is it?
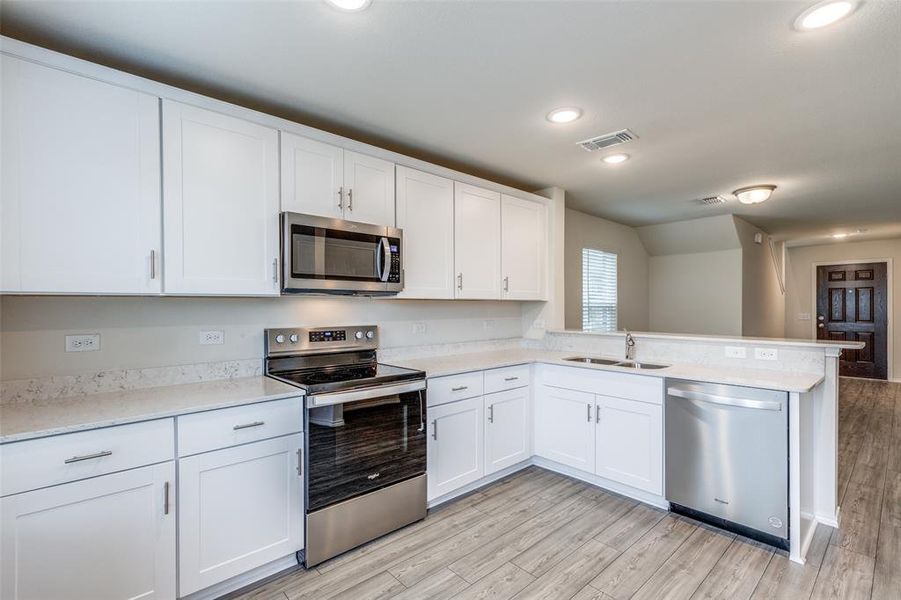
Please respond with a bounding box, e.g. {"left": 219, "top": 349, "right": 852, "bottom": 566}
{"left": 582, "top": 248, "right": 617, "bottom": 332}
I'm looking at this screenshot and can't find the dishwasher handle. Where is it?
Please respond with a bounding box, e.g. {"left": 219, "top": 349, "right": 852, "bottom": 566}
{"left": 667, "top": 387, "right": 783, "bottom": 411}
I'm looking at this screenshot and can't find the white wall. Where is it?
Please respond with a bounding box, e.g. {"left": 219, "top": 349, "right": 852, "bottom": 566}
{"left": 735, "top": 217, "right": 785, "bottom": 338}
{"left": 785, "top": 238, "right": 901, "bottom": 380}
{"left": 564, "top": 208, "right": 649, "bottom": 331}
{"left": 0, "top": 296, "right": 523, "bottom": 380}
{"left": 648, "top": 249, "right": 743, "bottom": 336}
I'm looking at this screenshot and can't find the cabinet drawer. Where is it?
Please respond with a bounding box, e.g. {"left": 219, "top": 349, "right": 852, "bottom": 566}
{"left": 484, "top": 364, "right": 531, "bottom": 394}
{"left": 1, "top": 419, "right": 174, "bottom": 497}
{"left": 428, "top": 372, "right": 484, "bottom": 407}
{"left": 177, "top": 397, "right": 303, "bottom": 457}
{"left": 537, "top": 364, "right": 663, "bottom": 405}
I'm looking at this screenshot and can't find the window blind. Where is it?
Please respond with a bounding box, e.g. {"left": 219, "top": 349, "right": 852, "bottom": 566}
{"left": 582, "top": 248, "right": 618, "bottom": 332}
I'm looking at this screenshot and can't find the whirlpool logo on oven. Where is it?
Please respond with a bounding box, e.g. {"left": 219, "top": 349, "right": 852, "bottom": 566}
{"left": 366, "top": 472, "right": 381, "bottom": 480}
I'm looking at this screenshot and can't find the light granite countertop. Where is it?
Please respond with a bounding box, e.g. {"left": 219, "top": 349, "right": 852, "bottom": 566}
{"left": 0, "top": 376, "right": 302, "bottom": 444}
{"left": 391, "top": 349, "right": 825, "bottom": 393}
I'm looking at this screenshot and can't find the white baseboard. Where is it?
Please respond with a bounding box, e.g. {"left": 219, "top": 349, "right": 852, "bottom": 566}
{"left": 531, "top": 456, "right": 669, "bottom": 509}
{"left": 427, "top": 460, "right": 532, "bottom": 508}
{"left": 815, "top": 505, "right": 840, "bottom": 529}
{"left": 181, "top": 554, "right": 299, "bottom": 600}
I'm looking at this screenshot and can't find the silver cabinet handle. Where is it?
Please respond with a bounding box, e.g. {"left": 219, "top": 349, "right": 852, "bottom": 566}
{"left": 587, "top": 403, "right": 592, "bottom": 422}
{"left": 596, "top": 405, "right": 601, "bottom": 423}
{"left": 667, "top": 388, "right": 783, "bottom": 411}
{"left": 488, "top": 404, "right": 494, "bottom": 423}
{"left": 296, "top": 448, "right": 303, "bottom": 477}
{"left": 150, "top": 250, "right": 157, "bottom": 280}
{"left": 64, "top": 450, "right": 112, "bottom": 464}
{"left": 431, "top": 420, "right": 438, "bottom": 441}
{"left": 233, "top": 421, "right": 265, "bottom": 430}
{"left": 164, "top": 481, "right": 171, "bottom": 515}
{"left": 272, "top": 258, "right": 279, "bottom": 284}
{"left": 457, "top": 273, "right": 463, "bottom": 290}
{"left": 503, "top": 276, "right": 509, "bottom": 292}
{"left": 347, "top": 188, "right": 353, "bottom": 211}
{"left": 338, "top": 186, "right": 344, "bottom": 210}
{"left": 504, "top": 377, "right": 519, "bottom": 382}
{"left": 451, "top": 386, "right": 468, "bottom": 392}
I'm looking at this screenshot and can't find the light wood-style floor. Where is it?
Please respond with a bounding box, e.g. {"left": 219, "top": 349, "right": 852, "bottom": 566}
{"left": 231, "top": 378, "right": 900, "bottom": 600}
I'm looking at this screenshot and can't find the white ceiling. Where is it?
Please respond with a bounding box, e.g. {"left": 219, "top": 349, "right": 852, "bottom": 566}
{"left": 2, "top": 0, "right": 900, "bottom": 243}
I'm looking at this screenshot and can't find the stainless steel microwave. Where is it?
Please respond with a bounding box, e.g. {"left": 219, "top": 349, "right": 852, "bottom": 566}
{"left": 281, "top": 212, "right": 403, "bottom": 295}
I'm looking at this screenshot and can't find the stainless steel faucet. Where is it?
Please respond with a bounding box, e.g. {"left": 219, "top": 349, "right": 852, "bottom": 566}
{"left": 624, "top": 330, "right": 636, "bottom": 361}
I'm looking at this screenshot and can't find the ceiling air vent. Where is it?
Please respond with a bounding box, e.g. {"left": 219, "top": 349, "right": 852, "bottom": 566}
{"left": 577, "top": 129, "right": 638, "bottom": 152}
{"left": 697, "top": 195, "right": 732, "bottom": 206}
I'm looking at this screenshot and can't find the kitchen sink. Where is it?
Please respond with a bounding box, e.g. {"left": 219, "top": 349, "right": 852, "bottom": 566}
{"left": 563, "top": 357, "right": 668, "bottom": 370}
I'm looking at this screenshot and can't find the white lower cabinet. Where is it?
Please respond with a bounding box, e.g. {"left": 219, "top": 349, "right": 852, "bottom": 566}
{"left": 534, "top": 385, "right": 596, "bottom": 473}
{"left": 178, "top": 434, "right": 305, "bottom": 596}
{"left": 427, "top": 396, "right": 484, "bottom": 501}
{"left": 0, "top": 462, "right": 176, "bottom": 600}
{"left": 594, "top": 395, "right": 663, "bottom": 495}
{"left": 485, "top": 387, "right": 531, "bottom": 475}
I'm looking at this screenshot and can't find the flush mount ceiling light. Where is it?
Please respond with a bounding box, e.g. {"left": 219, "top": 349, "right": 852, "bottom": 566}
{"left": 832, "top": 232, "right": 850, "bottom": 239}
{"left": 733, "top": 185, "right": 777, "bottom": 205}
{"left": 602, "top": 153, "right": 630, "bottom": 165}
{"left": 325, "top": 0, "right": 371, "bottom": 12}
{"left": 795, "top": 0, "right": 859, "bottom": 30}
{"left": 546, "top": 107, "right": 583, "bottom": 124}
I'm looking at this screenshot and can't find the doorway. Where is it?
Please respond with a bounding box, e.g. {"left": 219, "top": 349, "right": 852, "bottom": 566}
{"left": 816, "top": 262, "right": 889, "bottom": 379}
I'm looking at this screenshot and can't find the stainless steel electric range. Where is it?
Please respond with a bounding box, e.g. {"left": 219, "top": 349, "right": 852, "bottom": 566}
{"left": 264, "top": 325, "right": 427, "bottom": 567}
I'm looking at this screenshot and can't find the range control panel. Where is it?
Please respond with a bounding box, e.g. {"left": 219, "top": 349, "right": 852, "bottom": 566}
{"left": 265, "top": 326, "right": 378, "bottom": 356}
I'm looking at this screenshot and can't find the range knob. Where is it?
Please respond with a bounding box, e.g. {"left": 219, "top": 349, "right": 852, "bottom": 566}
{"left": 366, "top": 331, "right": 375, "bottom": 339}
{"left": 355, "top": 330, "right": 364, "bottom": 340}
{"left": 275, "top": 334, "right": 285, "bottom": 344}
{"left": 289, "top": 334, "right": 299, "bottom": 343}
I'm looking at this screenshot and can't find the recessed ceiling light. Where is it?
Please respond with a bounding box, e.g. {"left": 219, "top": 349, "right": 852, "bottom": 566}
{"left": 325, "top": 0, "right": 371, "bottom": 12}
{"left": 733, "top": 185, "right": 777, "bottom": 205}
{"left": 546, "top": 107, "right": 583, "bottom": 124}
{"left": 795, "top": 0, "right": 858, "bottom": 30}
{"left": 602, "top": 153, "right": 630, "bottom": 165}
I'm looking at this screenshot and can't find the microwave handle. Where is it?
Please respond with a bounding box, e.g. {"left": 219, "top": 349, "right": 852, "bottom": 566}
{"left": 377, "top": 237, "right": 391, "bottom": 282}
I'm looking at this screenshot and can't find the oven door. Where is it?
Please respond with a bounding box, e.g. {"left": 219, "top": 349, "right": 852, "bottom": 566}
{"left": 306, "top": 380, "right": 427, "bottom": 512}
{"left": 281, "top": 212, "right": 402, "bottom": 294}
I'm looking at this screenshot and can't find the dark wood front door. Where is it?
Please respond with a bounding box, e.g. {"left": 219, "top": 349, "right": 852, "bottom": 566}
{"left": 816, "top": 262, "right": 888, "bottom": 379}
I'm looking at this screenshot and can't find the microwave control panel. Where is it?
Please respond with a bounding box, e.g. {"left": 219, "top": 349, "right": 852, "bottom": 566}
{"left": 388, "top": 241, "right": 401, "bottom": 284}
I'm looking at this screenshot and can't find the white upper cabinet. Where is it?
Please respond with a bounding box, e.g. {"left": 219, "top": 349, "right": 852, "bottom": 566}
{"left": 343, "top": 150, "right": 395, "bottom": 226}
{"left": 395, "top": 166, "right": 455, "bottom": 299}
{"left": 501, "top": 195, "right": 548, "bottom": 300}
{"left": 454, "top": 183, "right": 501, "bottom": 300}
{"left": 281, "top": 134, "right": 395, "bottom": 226}
{"left": 1, "top": 56, "right": 162, "bottom": 294}
{"left": 281, "top": 132, "right": 344, "bottom": 220}
{"left": 162, "top": 100, "right": 280, "bottom": 295}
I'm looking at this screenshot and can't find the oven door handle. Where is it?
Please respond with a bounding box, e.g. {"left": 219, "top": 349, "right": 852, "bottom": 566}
{"left": 375, "top": 237, "right": 391, "bottom": 283}
{"left": 306, "top": 379, "right": 426, "bottom": 408}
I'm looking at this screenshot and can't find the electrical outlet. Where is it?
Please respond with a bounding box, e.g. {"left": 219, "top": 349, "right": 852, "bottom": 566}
{"left": 199, "top": 330, "right": 224, "bottom": 345}
{"left": 532, "top": 319, "right": 546, "bottom": 330}
{"left": 65, "top": 334, "right": 100, "bottom": 352}
{"left": 724, "top": 346, "right": 747, "bottom": 359}
{"left": 412, "top": 322, "right": 427, "bottom": 334}
{"left": 483, "top": 319, "right": 495, "bottom": 331}
{"left": 754, "top": 347, "right": 778, "bottom": 361}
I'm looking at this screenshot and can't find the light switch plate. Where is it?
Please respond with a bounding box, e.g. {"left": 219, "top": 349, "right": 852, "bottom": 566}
{"left": 725, "top": 346, "right": 747, "bottom": 359}
{"left": 199, "top": 330, "right": 224, "bottom": 345}
{"left": 754, "top": 347, "right": 778, "bottom": 361}
{"left": 798, "top": 313, "right": 811, "bottom": 321}
{"left": 412, "top": 322, "right": 427, "bottom": 334}
{"left": 66, "top": 334, "right": 100, "bottom": 352}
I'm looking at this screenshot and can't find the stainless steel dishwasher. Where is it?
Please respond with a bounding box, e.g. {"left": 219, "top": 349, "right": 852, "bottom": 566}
{"left": 665, "top": 380, "right": 789, "bottom": 550}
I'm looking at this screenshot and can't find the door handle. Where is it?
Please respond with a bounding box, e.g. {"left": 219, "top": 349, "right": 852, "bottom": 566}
{"left": 488, "top": 405, "right": 494, "bottom": 423}
{"left": 667, "top": 388, "right": 783, "bottom": 411}
{"left": 347, "top": 188, "right": 353, "bottom": 211}
{"left": 818, "top": 323, "right": 825, "bottom": 328}
{"left": 273, "top": 258, "right": 279, "bottom": 284}
{"left": 64, "top": 450, "right": 112, "bottom": 464}
{"left": 451, "top": 386, "right": 468, "bottom": 392}
{"left": 296, "top": 448, "right": 303, "bottom": 477}
{"left": 457, "top": 273, "right": 463, "bottom": 291}
{"left": 233, "top": 421, "right": 265, "bottom": 430}
{"left": 587, "top": 403, "right": 592, "bottom": 422}
{"left": 431, "top": 420, "right": 438, "bottom": 441}
{"left": 150, "top": 250, "right": 157, "bottom": 280}
{"left": 164, "top": 481, "right": 171, "bottom": 515}
{"left": 596, "top": 404, "right": 601, "bottom": 423}
{"left": 503, "top": 276, "right": 509, "bottom": 293}
{"left": 338, "top": 186, "right": 344, "bottom": 210}
{"left": 376, "top": 237, "right": 391, "bottom": 282}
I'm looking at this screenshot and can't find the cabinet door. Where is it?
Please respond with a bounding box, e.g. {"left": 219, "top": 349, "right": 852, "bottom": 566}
{"left": 343, "top": 150, "right": 395, "bottom": 226}
{"left": 454, "top": 183, "right": 501, "bottom": 299}
{"left": 162, "top": 100, "right": 280, "bottom": 295}
{"left": 178, "top": 434, "right": 304, "bottom": 595}
{"left": 501, "top": 195, "right": 547, "bottom": 300}
{"left": 280, "top": 132, "right": 344, "bottom": 219}
{"left": 427, "top": 396, "right": 484, "bottom": 501}
{"left": 1, "top": 56, "right": 161, "bottom": 294}
{"left": 534, "top": 386, "right": 595, "bottom": 472}
{"left": 395, "top": 166, "right": 455, "bottom": 299}
{"left": 0, "top": 463, "right": 176, "bottom": 600}
{"left": 594, "top": 395, "right": 663, "bottom": 494}
{"left": 485, "top": 388, "right": 531, "bottom": 475}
